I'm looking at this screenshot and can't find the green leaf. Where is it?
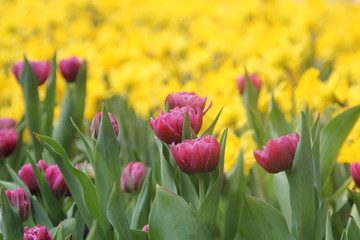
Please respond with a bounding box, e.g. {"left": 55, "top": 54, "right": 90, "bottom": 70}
{"left": 274, "top": 172, "right": 292, "bottom": 230}
{"left": 155, "top": 140, "right": 177, "bottom": 193}
{"left": 325, "top": 211, "right": 333, "bottom": 240}
{"left": 182, "top": 111, "right": 197, "bottom": 140}
{"left": 106, "top": 180, "right": 132, "bottom": 240}
{"left": 149, "top": 186, "right": 212, "bottom": 240}
{"left": 311, "top": 115, "right": 321, "bottom": 191}
{"left": 288, "top": 112, "right": 316, "bottom": 239}
{"left": 70, "top": 117, "right": 94, "bottom": 165}
{"left": 179, "top": 171, "right": 199, "bottom": 211}
{"left": 239, "top": 194, "right": 294, "bottom": 240}
{"left": 0, "top": 189, "right": 23, "bottom": 240}
{"left": 131, "top": 229, "right": 149, "bottom": 240}
{"left": 346, "top": 216, "right": 360, "bottom": 240}
{"left": 320, "top": 105, "right": 360, "bottom": 193}
{"left": 243, "top": 70, "right": 259, "bottom": 110}
{"left": 201, "top": 107, "right": 224, "bottom": 136}
{"left": 248, "top": 108, "right": 269, "bottom": 147}
{"left": 269, "top": 95, "right": 291, "bottom": 138}
{"left": 131, "top": 169, "right": 152, "bottom": 229}
{"left": 349, "top": 189, "right": 360, "bottom": 214}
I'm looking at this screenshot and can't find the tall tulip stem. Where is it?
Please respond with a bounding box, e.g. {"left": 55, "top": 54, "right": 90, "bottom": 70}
{"left": 199, "top": 173, "right": 206, "bottom": 204}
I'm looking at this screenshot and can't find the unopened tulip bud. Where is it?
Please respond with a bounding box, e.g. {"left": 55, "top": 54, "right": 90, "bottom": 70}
{"left": 45, "top": 165, "right": 68, "bottom": 197}
{"left": 0, "top": 117, "right": 16, "bottom": 129}
{"left": 121, "top": 162, "right": 147, "bottom": 193}
{"left": 170, "top": 135, "right": 220, "bottom": 174}
{"left": 254, "top": 133, "right": 300, "bottom": 173}
{"left": 350, "top": 163, "right": 360, "bottom": 189}
{"left": 165, "top": 91, "right": 211, "bottom": 114}
{"left": 18, "top": 160, "right": 49, "bottom": 194}
{"left": 236, "top": 73, "right": 262, "bottom": 95}
{"left": 59, "top": 56, "right": 83, "bottom": 83}
{"left": 142, "top": 224, "right": 149, "bottom": 232}
{"left": 149, "top": 107, "right": 203, "bottom": 144}
{"left": 90, "top": 112, "right": 119, "bottom": 139}
{"left": 23, "top": 225, "right": 53, "bottom": 240}
{"left": 0, "top": 128, "right": 18, "bottom": 158}
{"left": 5, "top": 187, "right": 30, "bottom": 221}
{"left": 12, "top": 60, "right": 51, "bottom": 85}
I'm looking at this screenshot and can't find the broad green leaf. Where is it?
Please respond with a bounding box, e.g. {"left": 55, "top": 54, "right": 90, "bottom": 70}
{"left": 248, "top": 108, "right": 269, "bottom": 147}
{"left": 53, "top": 221, "right": 65, "bottom": 240}
{"left": 320, "top": 105, "right": 360, "bottom": 193}
{"left": 0, "top": 189, "right": 23, "bottom": 240}
{"left": 131, "top": 229, "right": 149, "bottom": 240}
{"left": 201, "top": 107, "right": 224, "bottom": 136}
{"left": 106, "top": 181, "right": 132, "bottom": 240}
{"left": 346, "top": 217, "right": 360, "bottom": 240}
{"left": 288, "top": 112, "right": 315, "bottom": 240}
{"left": 311, "top": 115, "right": 321, "bottom": 191}
{"left": 349, "top": 190, "right": 360, "bottom": 214}
{"left": 86, "top": 221, "right": 107, "bottom": 240}
{"left": 179, "top": 171, "right": 199, "bottom": 211}
{"left": 182, "top": 111, "right": 197, "bottom": 140}
{"left": 269, "top": 95, "right": 291, "bottom": 138}
{"left": 70, "top": 117, "right": 94, "bottom": 165}
{"left": 239, "top": 194, "right": 294, "bottom": 240}
{"left": 155, "top": 140, "right": 177, "bottom": 193}
{"left": 274, "top": 172, "right": 292, "bottom": 230}
{"left": 149, "top": 186, "right": 212, "bottom": 240}
{"left": 325, "top": 211, "right": 333, "bottom": 240}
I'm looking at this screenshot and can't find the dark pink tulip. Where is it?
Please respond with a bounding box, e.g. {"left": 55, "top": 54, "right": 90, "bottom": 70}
{"left": 236, "top": 73, "right": 262, "bottom": 95}
{"left": 350, "top": 163, "right": 360, "bottom": 188}
{"left": 59, "top": 56, "right": 83, "bottom": 83}
{"left": 0, "top": 117, "right": 16, "bottom": 129}
{"left": 90, "top": 112, "right": 119, "bottom": 139}
{"left": 0, "top": 128, "right": 18, "bottom": 158}
{"left": 12, "top": 60, "right": 51, "bottom": 85}
{"left": 165, "top": 91, "right": 211, "bottom": 114}
{"left": 254, "top": 133, "right": 300, "bottom": 174}
{"left": 23, "top": 225, "right": 52, "bottom": 240}
{"left": 121, "top": 162, "right": 147, "bottom": 193}
{"left": 18, "top": 160, "right": 49, "bottom": 194}
{"left": 45, "top": 165, "right": 68, "bottom": 197}
{"left": 149, "top": 107, "right": 203, "bottom": 144}
{"left": 170, "top": 135, "right": 220, "bottom": 174}
{"left": 142, "top": 224, "right": 149, "bottom": 232}
{"left": 5, "top": 187, "right": 30, "bottom": 221}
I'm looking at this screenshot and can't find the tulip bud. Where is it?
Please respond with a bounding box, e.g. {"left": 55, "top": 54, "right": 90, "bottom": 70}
{"left": 5, "top": 187, "right": 30, "bottom": 221}
{"left": 59, "top": 56, "right": 83, "bottom": 83}
{"left": 23, "top": 225, "right": 53, "bottom": 240}
{"left": 11, "top": 60, "right": 51, "bottom": 85}
{"left": 45, "top": 165, "right": 68, "bottom": 197}
{"left": 165, "top": 91, "right": 211, "bottom": 113}
{"left": 170, "top": 134, "right": 220, "bottom": 174}
{"left": 18, "top": 160, "right": 49, "bottom": 194}
{"left": 0, "top": 117, "right": 16, "bottom": 129}
{"left": 253, "top": 133, "right": 300, "bottom": 173}
{"left": 236, "top": 73, "right": 262, "bottom": 95}
{"left": 121, "top": 162, "right": 147, "bottom": 193}
{"left": 149, "top": 107, "right": 203, "bottom": 144}
{"left": 142, "top": 224, "right": 149, "bottom": 232}
{"left": 350, "top": 163, "right": 360, "bottom": 189}
{"left": 0, "top": 128, "right": 18, "bottom": 158}
{"left": 90, "top": 112, "right": 119, "bottom": 139}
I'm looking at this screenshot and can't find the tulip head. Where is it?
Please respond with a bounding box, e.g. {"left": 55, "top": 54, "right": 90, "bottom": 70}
{"left": 18, "top": 160, "right": 49, "bottom": 194}
{"left": 5, "top": 187, "right": 30, "bottom": 221}
{"left": 0, "top": 128, "right": 18, "bottom": 158}
{"left": 45, "top": 165, "right": 68, "bottom": 197}
{"left": 236, "top": 73, "right": 262, "bottom": 95}
{"left": 170, "top": 135, "right": 220, "bottom": 174}
{"left": 121, "top": 162, "right": 147, "bottom": 193}
{"left": 90, "top": 112, "right": 119, "bottom": 139}
{"left": 142, "top": 225, "right": 149, "bottom": 232}
{"left": 59, "top": 56, "right": 83, "bottom": 83}
{"left": 0, "top": 118, "right": 16, "bottom": 129}
{"left": 12, "top": 60, "right": 51, "bottom": 85}
{"left": 23, "top": 225, "right": 53, "bottom": 240}
{"left": 149, "top": 107, "right": 203, "bottom": 144}
{"left": 165, "top": 91, "right": 210, "bottom": 113}
{"left": 253, "top": 133, "right": 300, "bottom": 174}
{"left": 350, "top": 163, "right": 360, "bottom": 189}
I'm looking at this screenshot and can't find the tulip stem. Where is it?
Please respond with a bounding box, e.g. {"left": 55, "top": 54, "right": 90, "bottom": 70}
{"left": 199, "top": 173, "right": 206, "bottom": 204}
{"left": 0, "top": 161, "right": 10, "bottom": 181}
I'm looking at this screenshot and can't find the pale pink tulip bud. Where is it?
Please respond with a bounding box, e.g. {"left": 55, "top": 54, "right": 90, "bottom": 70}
{"left": 12, "top": 60, "right": 51, "bottom": 85}
{"left": 254, "top": 133, "right": 300, "bottom": 173}
{"left": 0, "top": 128, "right": 18, "bottom": 158}
{"left": 142, "top": 224, "right": 149, "bottom": 232}
{"left": 0, "top": 118, "right": 16, "bottom": 129}
{"left": 90, "top": 112, "right": 119, "bottom": 139}
{"left": 149, "top": 107, "right": 203, "bottom": 144}
{"left": 18, "top": 160, "right": 49, "bottom": 194}
{"left": 165, "top": 91, "right": 211, "bottom": 114}
{"left": 170, "top": 135, "right": 220, "bottom": 174}
{"left": 45, "top": 165, "right": 68, "bottom": 197}
{"left": 350, "top": 163, "right": 360, "bottom": 189}
{"left": 121, "top": 162, "right": 147, "bottom": 193}
{"left": 5, "top": 187, "right": 30, "bottom": 221}
{"left": 236, "top": 73, "right": 262, "bottom": 95}
{"left": 59, "top": 56, "right": 83, "bottom": 83}
{"left": 23, "top": 225, "right": 53, "bottom": 240}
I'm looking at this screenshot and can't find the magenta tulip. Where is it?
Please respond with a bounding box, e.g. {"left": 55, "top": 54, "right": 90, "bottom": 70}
{"left": 142, "top": 224, "right": 149, "bottom": 232}
{"left": 18, "top": 160, "right": 49, "bottom": 194}
{"left": 0, "top": 128, "right": 18, "bottom": 158}
{"left": 23, "top": 225, "right": 52, "bottom": 240}
{"left": 254, "top": 133, "right": 300, "bottom": 173}
{"left": 0, "top": 117, "right": 16, "bottom": 129}
{"left": 5, "top": 187, "right": 30, "bottom": 221}
{"left": 12, "top": 60, "right": 51, "bottom": 85}
{"left": 165, "top": 91, "right": 211, "bottom": 113}
{"left": 121, "top": 162, "right": 147, "bottom": 193}
{"left": 170, "top": 135, "right": 220, "bottom": 174}
{"left": 350, "top": 163, "right": 360, "bottom": 188}
{"left": 90, "top": 112, "right": 119, "bottom": 139}
{"left": 59, "top": 56, "right": 83, "bottom": 83}
{"left": 149, "top": 107, "right": 203, "bottom": 144}
{"left": 45, "top": 165, "right": 68, "bottom": 197}
{"left": 236, "top": 73, "right": 262, "bottom": 95}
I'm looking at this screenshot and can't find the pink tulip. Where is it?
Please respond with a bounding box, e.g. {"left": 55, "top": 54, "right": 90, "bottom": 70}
{"left": 5, "top": 187, "right": 30, "bottom": 221}
{"left": 18, "top": 160, "right": 49, "bottom": 194}
{"left": 23, "top": 225, "right": 52, "bottom": 240}
{"left": 165, "top": 91, "right": 211, "bottom": 114}
{"left": 0, "top": 118, "right": 16, "bottom": 129}
{"left": 59, "top": 56, "right": 83, "bottom": 83}
{"left": 45, "top": 165, "right": 68, "bottom": 197}
{"left": 90, "top": 112, "right": 119, "bottom": 139}
{"left": 121, "top": 162, "right": 147, "bottom": 193}
{"left": 254, "top": 133, "right": 300, "bottom": 173}
{"left": 0, "top": 128, "right": 18, "bottom": 158}
{"left": 350, "top": 163, "right": 360, "bottom": 188}
{"left": 12, "top": 60, "right": 51, "bottom": 85}
{"left": 236, "top": 73, "right": 262, "bottom": 95}
{"left": 150, "top": 107, "right": 203, "bottom": 144}
{"left": 170, "top": 135, "right": 220, "bottom": 174}
{"left": 142, "top": 224, "right": 149, "bottom": 232}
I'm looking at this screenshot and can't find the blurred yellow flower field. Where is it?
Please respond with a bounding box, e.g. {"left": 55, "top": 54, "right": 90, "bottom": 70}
{"left": 1, "top": 0, "right": 360, "bottom": 171}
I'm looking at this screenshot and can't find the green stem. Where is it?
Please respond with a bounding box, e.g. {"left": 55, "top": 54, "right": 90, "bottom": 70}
{"left": 0, "top": 160, "right": 10, "bottom": 181}
{"left": 199, "top": 173, "right": 206, "bottom": 204}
